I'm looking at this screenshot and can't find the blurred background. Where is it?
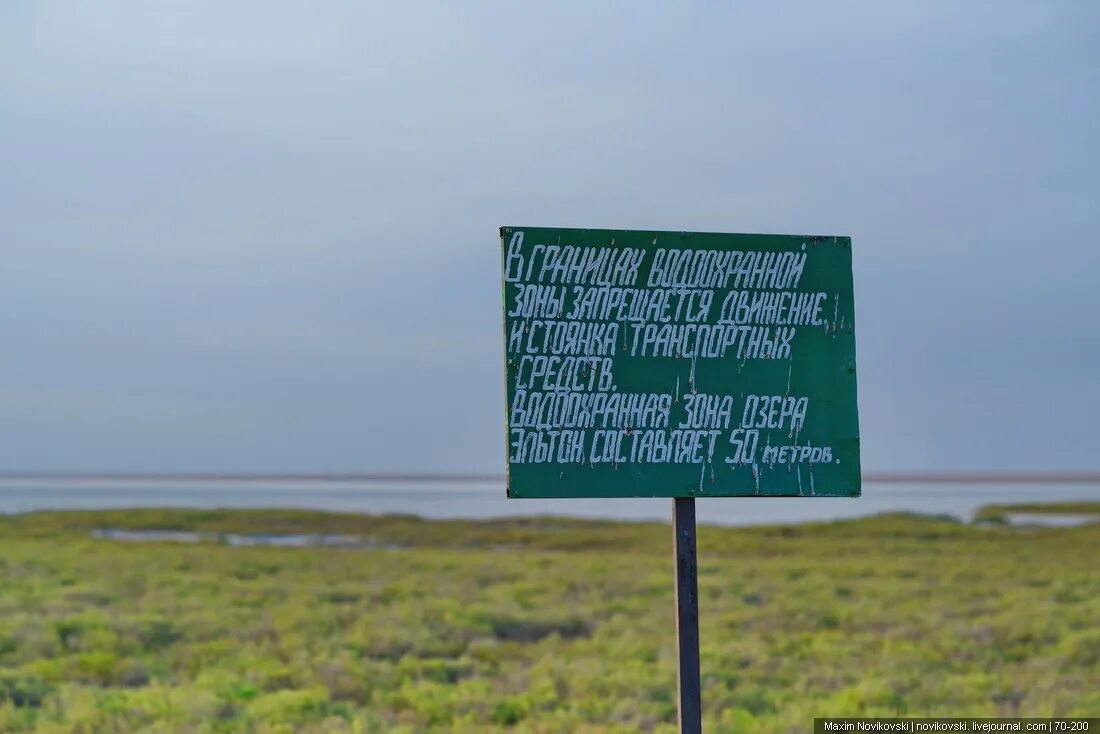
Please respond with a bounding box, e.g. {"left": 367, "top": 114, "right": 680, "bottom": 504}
{"left": 2, "top": 4, "right": 1099, "bottom": 731}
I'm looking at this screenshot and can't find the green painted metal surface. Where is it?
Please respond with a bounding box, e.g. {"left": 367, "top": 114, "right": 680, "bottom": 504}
{"left": 500, "top": 226, "right": 860, "bottom": 498}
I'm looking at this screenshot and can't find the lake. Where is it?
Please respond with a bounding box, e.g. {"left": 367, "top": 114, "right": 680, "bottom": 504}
{"left": 2, "top": 477, "right": 1098, "bottom": 526}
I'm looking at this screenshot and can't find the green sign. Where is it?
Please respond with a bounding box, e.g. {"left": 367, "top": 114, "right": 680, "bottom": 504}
{"left": 500, "top": 226, "right": 860, "bottom": 498}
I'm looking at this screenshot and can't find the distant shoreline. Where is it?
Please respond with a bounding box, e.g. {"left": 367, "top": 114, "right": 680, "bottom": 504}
{"left": 1, "top": 471, "right": 1098, "bottom": 484}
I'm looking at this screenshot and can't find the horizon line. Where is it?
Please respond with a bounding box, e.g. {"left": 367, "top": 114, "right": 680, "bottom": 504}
{"left": 1, "top": 471, "right": 1098, "bottom": 484}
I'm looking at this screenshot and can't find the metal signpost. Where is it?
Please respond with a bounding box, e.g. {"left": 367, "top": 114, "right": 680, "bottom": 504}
{"left": 500, "top": 226, "right": 860, "bottom": 732}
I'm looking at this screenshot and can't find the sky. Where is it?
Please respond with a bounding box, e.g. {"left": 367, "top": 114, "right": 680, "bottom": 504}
{"left": 1, "top": 1, "right": 1098, "bottom": 474}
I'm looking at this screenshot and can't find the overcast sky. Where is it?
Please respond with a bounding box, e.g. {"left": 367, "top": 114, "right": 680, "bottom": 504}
{"left": 1, "top": 1, "right": 1098, "bottom": 473}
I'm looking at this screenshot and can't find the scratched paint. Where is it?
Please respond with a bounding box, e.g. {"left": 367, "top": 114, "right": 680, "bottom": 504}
{"left": 501, "top": 226, "right": 860, "bottom": 498}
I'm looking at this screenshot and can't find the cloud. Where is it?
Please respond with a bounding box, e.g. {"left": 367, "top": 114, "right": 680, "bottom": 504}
{"left": 1, "top": 0, "right": 1098, "bottom": 472}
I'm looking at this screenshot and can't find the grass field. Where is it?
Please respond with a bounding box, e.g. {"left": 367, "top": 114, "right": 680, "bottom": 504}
{"left": 0, "top": 505, "right": 1098, "bottom": 732}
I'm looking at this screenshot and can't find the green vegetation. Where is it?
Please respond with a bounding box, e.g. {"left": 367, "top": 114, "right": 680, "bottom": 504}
{"left": 0, "top": 505, "right": 1097, "bottom": 732}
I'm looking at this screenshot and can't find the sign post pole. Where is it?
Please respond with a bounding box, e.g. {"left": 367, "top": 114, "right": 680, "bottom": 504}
{"left": 500, "top": 225, "right": 861, "bottom": 732}
{"left": 673, "top": 497, "right": 702, "bottom": 734}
